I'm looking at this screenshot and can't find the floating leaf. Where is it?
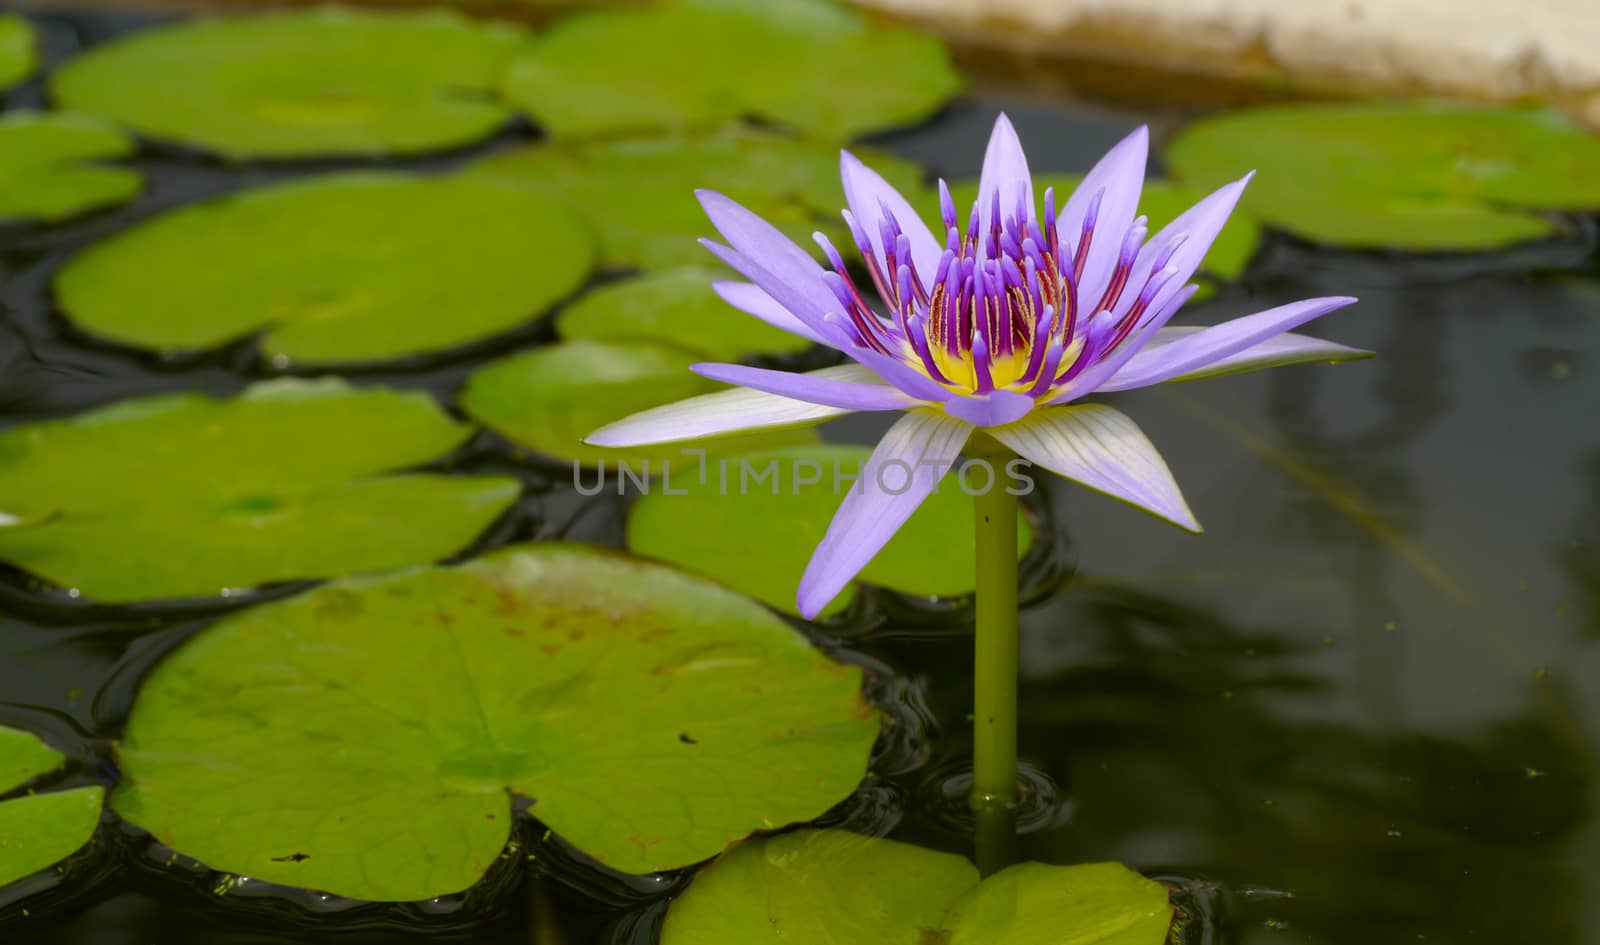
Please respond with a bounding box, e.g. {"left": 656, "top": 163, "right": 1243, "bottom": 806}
{"left": 557, "top": 269, "right": 813, "bottom": 360}
{"left": 0, "top": 14, "right": 36, "bottom": 91}
{"left": 1165, "top": 103, "right": 1600, "bottom": 250}
{"left": 661, "top": 829, "right": 1173, "bottom": 944}
{"left": 941, "top": 175, "right": 1259, "bottom": 298}
{"left": 470, "top": 130, "right": 926, "bottom": 270}
{"left": 0, "top": 112, "right": 142, "bottom": 225}
{"left": 627, "top": 444, "right": 1031, "bottom": 617}
{"left": 0, "top": 379, "right": 518, "bottom": 601}
{"left": 113, "top": 544, "right": 880, "bottom": 900}
{"left": 51, "top": 8, "right": 525, "bottom": 160}
{"left": 55, "top": 172, "right": 593, "bottom": 365}
{"left": 461, "top": 339, "right": 818, "bottom": 468}
{"left": 0, "top": 726, "right": 104, "bottom": 890}
{"left": 500, "top": 0, "right": 959, "bottom": 140}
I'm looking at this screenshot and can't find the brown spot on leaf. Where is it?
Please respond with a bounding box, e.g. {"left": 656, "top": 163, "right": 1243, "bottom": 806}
{"left": 917, "top": 929, "right": 953, "bottom": 945}
{"left": 270, "top": 852, "right": 311, "bottom": 863}
{"left": 678, "top": 733, "right": 698, "bottom": 745}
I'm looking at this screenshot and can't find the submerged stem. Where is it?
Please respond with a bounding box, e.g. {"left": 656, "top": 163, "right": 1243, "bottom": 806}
{"left": 969, "top": 435, "right": 1019, "bottom": 874}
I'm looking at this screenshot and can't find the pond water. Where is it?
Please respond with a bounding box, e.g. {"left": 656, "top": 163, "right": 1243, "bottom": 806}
{"left": 2, "top": 10, "right": 1598, "bottom": 945}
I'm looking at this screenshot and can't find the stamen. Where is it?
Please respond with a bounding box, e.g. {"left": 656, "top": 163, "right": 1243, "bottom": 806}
{"left": 938, "top": 179, "right": 959, "bottom": 235}
{"left": 1019, "top": 304, "right": 1055, "bottom": 385}
{"left": 907, "top": 314, "right": 952, "bottom": 384}
{"left": 971, "top": 332, "right": 994, "bottom": 394}
{"left": 1072, "top": 188, "right": 1103, "bottom": 283}
{"left": 1092, "top": 222, "right": 1148, "bottom": 315}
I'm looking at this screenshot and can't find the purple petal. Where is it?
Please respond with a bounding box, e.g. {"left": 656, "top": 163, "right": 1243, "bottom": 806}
{"left": 1115, "top": 175, "right": 1250, "bottom": 321}
{"left": 701, "top": 240, "right": 846, "bottom": 345}
{"left": 992, "top": 404, "right": 1199, "bottom": 531}
{"left": 697, "top": 191, "right": 837, "bottom": 321}
{"left": 691, "top": 363, "right": 920, "bottom": 411}
{"left": 712, "top": 281, "right": 831, "bottom": 346}
{"left": 840, "top": 151, "right": 943, "bottom": 280}
{"left": 1098, "top": 297, "right": 1362, "bottom": 391}
{"left": 848, "top": 346, "right": 957, "bottom": 404}
{"left": 1056, "top": 126, "right": 1148, "bottom": 302}
{"left": 585, "top": 365, "right": 876, "bottom": 446}
{"left": 797, "top": 409, "right": 972, "bottom": 618}
{"left": 976, "top": 113, "right": 1033, "bottom": 232}
{"left": 942, "top": 389, "right": 1035, "bottom": 427}
{"left": 1045, "top": 283, "right": 1201, "bottom": 404}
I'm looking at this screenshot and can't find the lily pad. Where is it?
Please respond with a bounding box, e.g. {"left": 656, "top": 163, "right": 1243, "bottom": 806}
{"left": 0, "top": 379, "right": 519, "bottom": 601}
{"left": 0, "top": 726, "right": 105, "bottom": 889}
{"left": 470, "top": 131, "right": 926, "bottom": 270}
{"left": 557, "top": 269, "right": 813, "bottom": 360}
{"left": 54, "top": 172, "right": 593, "bottom": 366}
{"left": 943, "top": 175, "right": 1259, "bottom": 297}
{"left": 1164, "top": 103, "right": 1600, "bottom": 250}
{"left": 50, "top": 8, "right": 525, "bottom": 160}
{"left": 627, "top": 444, "right": 1032, "bottom": 618}
{"left": 461, "top": 339, "right": 818, "bottom": 468}
{"left": 0, "top": 14, "right": 36, "bottom": 91}
{"left": 661, "top": 829, "right": 1173, "bottom": 944}
{"left": 500, "top": 0, "right": 959, "bottom": 140}
{"left": 0, "top": 112, "right": 142, "bottom": 225}
{"left": 112, "top": 544, "right": 879, "bottom": 900}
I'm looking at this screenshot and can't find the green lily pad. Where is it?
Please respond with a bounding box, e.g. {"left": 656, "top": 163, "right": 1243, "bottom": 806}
{"left": 461, "top": 339, "right": 819, "bottom": 468}
{"left": 661, "top": 829, "right": 1173, "bottom": 944}
{"left": 0, "top": 726, "right": 105, "bottom": 890}
{"left": 470, "top": 131, "right": 927, "bottom": 270}
{"left": 557, "top": 269, "right": 813, "bottom": 360}
{"left": 500, "top": 0, "right": 959, "bottom": 140}
{"left": 1164, "top": 103, "right": 1600, "bottom": 250}
{"left": 51, "top": 8, "right": 526, "bottom": 160}
{"left": 943, "top": 175, "right": 1259, "bottom": 297}
{"left": 113, "top": 544, "right": 879, "bottom": 900}
{"left": 55, "top": 172, "right": 593, "bottom": 366}
{"left": 0, "top": 14, "right": 36, "bottom": 91}
{"left": 0, "top": 112, "right": 142, "bottom": 225}
{"left": 0, "top": 379, "right": 519, "bottom": 601}
{"left": 627, "top": 444, "right": 1032, "bottom": 618}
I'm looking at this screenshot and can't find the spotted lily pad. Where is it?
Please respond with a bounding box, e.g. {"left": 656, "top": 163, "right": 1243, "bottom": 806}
{"left": 55, "top": 172, "right": 593, "bottom": 366}
{"left": 627, "top": 444, "right": 1031, "bottom": 617}
{"left": 470, "top": 131, "right": 926, "bottom": 270}
{"left": 0, "top": 112, "right": 142, "bottom": 225}
{"left": 0, "top": 726, "right": 104, "bottom": 889}
{"left": 942, "top": 175, "right": 1258, "bottom": 298}
{"left": 0, "top": 14, "right": 36, "bottom": 91}
{"left": 461, "top": 339, "right": 818, "bottom": 468}
{"left": 661, "top": 829, "right": 1172, "bottom": 944}
{"left": 557, "top": 269, "right": 813, "bottom": 359}
{"left": 1165, "top": 103, "right": 1600, "bottom": 250}
{"left": 0, "top": 379, "right": 518, "bottom": 601}
{"left": 51, "top": 8, "right": 525, "bottom": 160}
{"left": 501, "top": 0, "right": 958, "bottom": 140}
{"left": 113, "top": 544, "right": 879, "bottom": 900}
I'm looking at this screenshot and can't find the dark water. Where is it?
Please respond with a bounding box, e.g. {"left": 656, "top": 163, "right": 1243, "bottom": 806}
{"left": 3, "top": 10, "right": 1599, "bottom": 945}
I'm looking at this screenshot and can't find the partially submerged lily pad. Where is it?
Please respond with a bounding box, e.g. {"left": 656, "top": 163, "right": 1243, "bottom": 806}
{"left": 51, "top": 8, "right": 525, "bottom": 160}
{"left": 0, "top": 726, "right": 104, "bottom": 890}
{"left": 113, "top": 544, "right": 880, "bottom": 900}
{"left": 0, "top": 112, "right": 142, "bottom": 225}
{"left": 501, "top": 0, "right": 959, "bottom": 140}
{"left": 0, "top": 379, "right": 518, "bottom": 601}
{"left": 461, "top": 339, "right": 818, "bottom": 468}
{"left": 55, "top": 172, "right": 593, "bottom": 365}
{"left": 470, "top": 131, "right": 926, "bottom": 270}
{"left": 661, "top": 829, "right": 1173, "bottom": 944}
{"left": 556, "top": 269, "right": 813, "bottom": 360}
{"left": 0, "top": 14, "right": 36, "bottom": 91}
{"left": 943, "top": 175, "right": 1259, "bottom": 296}
{"left": 627, "top": 444, "right": 1032, "bottom": 618}
{"left": 1165, "top": 103, "right": 1600, "bottom": 250}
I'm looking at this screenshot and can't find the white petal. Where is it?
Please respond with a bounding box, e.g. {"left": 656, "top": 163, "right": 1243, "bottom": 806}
{"left": 991, "top": 404, "right": 1199, "bottom": 531}
{"left": 585, "top": 365, "right": 885, "bottom": 447}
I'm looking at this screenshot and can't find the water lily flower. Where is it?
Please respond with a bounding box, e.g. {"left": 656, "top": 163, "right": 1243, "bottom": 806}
{"left": 587, "top": 115, "right": 1367, "bottom": 619}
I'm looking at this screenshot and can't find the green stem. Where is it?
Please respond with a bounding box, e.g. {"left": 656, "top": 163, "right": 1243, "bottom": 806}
{"left": 970, "top": 437, "right": 1019, "bottom": 873}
